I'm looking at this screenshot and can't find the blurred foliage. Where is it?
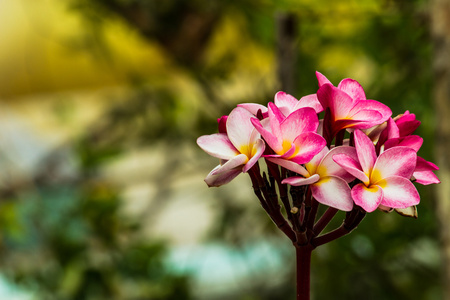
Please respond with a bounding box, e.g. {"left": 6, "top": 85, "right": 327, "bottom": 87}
{"left": 0, "top": 0, "right": 442, "bottom": 299}
{"left": 0, "top": 150, "right": 192, "bottom": 300}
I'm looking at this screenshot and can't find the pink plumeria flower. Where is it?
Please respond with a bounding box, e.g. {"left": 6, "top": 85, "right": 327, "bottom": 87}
{"left": 272, "top": 91, "right": 323, "bottom": 115}
{"left": 217, "top": 115, "right": 228, "bottom": 134}
{"left": 333, "top": 130, "right": 420, "bottom": 213}
{"left": 268, "top": 146, "right": 357, "bottom": 211}
{"left": 251, "top": 102, "right": 326, "bottom": 164}
{"left": 412, "top": 157, "right": 440, "bottom": 185}
{"left": 385, "top": 135, "right": 440, "bottom": 185}
{"left": 197, "top": 107, "right": 265, "bottom": 187}
{"left": 315, "top": 72, "right": 392, "bottom": 138}
{"left": 238, "top": 91, "right": 323, "bottom": 119}
{"left": 394, "top": 111, "right": 421, "bottom": 137}
{"left": 377, "top": 115, "right": 440, "bottom": 185}
{"left": 376, "top": 111, "right": 421, "bottom": 150}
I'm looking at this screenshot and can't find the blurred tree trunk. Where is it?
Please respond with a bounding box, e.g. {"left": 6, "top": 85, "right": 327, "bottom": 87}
{"left": 431, "top": 0, "right": 450, "bottom": 299}
{"left": 276, "top": 13, "right": 298, "bottom": 94}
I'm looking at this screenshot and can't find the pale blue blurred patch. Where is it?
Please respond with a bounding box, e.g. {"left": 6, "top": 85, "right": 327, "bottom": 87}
{"left": 0, "top": 275, "right": 33, "bottom": 300}
{"left": 166, "top": 238, "right": 292, "bottom": 298}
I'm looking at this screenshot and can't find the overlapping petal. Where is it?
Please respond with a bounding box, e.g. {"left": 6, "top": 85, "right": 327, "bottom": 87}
{"left": 210, "top": 154, "right": 249, "bottom": 175}
{"left": 274, "top": 91, "right": 323, "bottom": 116}
{"left": 205, "top": 164, "right": 243, "bottom": 187}
{"left": 295, "top": 94, "right": 323, "bottom": 113}
{"left": 305, "top": 146, "right": 329, "bottom": 175}
{"left": 266, "top": 157, "right": 309, "bottom": 177}
{"left": 351, "top": 183, "right": 383, "bottom": 212}
{"left": 217, "top": 115, "right": 228, "bottom": 134}
{"left": 333, "top": 153, "right": 369, "bottom": 184}
{"left": 280, "top": 106, "right": 319, "bottom": 140}
{"left": 377, "top": 176, "right": 420, "bottom": 208}
{"left": 337, "top": 78, "right": 366, "bottom": 101}
{"left": 316, "top": 71, "right": 332, "bottom": 87}
{"left": 205, "top": 154, "right": 249, "bottom": 187}
{"left": 237, "top": 103, "right": 267, "bottom": 116}
{"left": 311, "top": 176, "right": 354, "bottom": 211}
{"left": 317, "top": 84, "right": 356, "bottom": 119}
{"left": 274, "top": 91, "right": 298, "bottom": 115}
{"left": 282, "top": 174, "right": 321, "bottom": 186}
{"left": 383, "top": 135, "right": 423, "bottom": 152}
{"left": 197, "top": 133, "right": 239, "bottom": 160}
{"left": 371, "top": 147, "right": 417, "bottom": 183}
{"left": 290, "top": 132, "right": 326, "bottom": 164}
{"left": 395, "top": 111, "right": 421, "bottom": 137}
{"left": 243, "top": 139, "right": 265, "bottom": 173}
{"left": 413, "top": 157, "right": 440, "bottom": 185}
{"left": 348, "top": 100, "right": 391, "bottom": 123}
{"left": 316, "top": 75, "right": 392, "bottom": 138}
{"left": 316, "top": 146, "right": 357, "bottom": 182}
{"left": 227, "top": 107, "right": 259, "bottom": 149}
{"left": 252, "top": 103, "right": 324, "bottom": 163}
{"left": 353, "top": 130, "right": 377, "bottom": 176}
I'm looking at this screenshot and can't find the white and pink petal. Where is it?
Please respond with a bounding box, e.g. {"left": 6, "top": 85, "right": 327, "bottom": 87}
{"left": 210, "top": 154, "right": 248, "bottom": 176}
{"left": 251, "top": 118, "right": 282, "bottom": 153}
{"left": 266, "top": 157, "right": 310, "bottom": 177}
{"left": 337, "top": 78, "right": 366, "bottom": 101}
{"left": 295, "top": 94, "right": 324, "bottom": 113}
{"left": 274, "top": 91, "right": 298, "bottom": 116}
{"left": 377, "top": 176, "right": 420, "bottom": 209}
{"left": 371, "top": 146, "right": 417, "bottom": 183}
{"left": 317, "top": 146, "right": 357, "bottom": 181}
{"left": 242, "top": 139, "right": 266, "bottom": 173}
{"left": 237, "top": 103, "right": 268, "bottom": 116}
{"left": 290, "top": 132, "right": 326, "bottom": 164}
{"left": 280, "top": 107, "right": 319, "bottom": 142}
{"left": 204, "top": 165, "right": 242, "bottom": 187}
{"left": 227, "top": 107, "right": 258, "bottom": 149}
{"left": 348, "top": 100, "right": 391, "bottom": 123}
{"left": 197, "top": 133, "right": 239, "bottom": 160}
{"left": 282, "top": 174, "right": 320, "bottom": 186}
{"left": 305, "top": 146, "right": 329, "bottom": 175}
{"left": 311, "top": 176, "right": 354, "bottom": 211}
{"left": 333, "top": 153, "right": 369, "bottom": 184}
{"left": 351, "top": 183, "right": 383, "bottom": 213}
{"left": 317, "top": 84, "right": 356, "bottom": 119}
{"left": 353, "top": 130, "right": 377, "bottom": 176}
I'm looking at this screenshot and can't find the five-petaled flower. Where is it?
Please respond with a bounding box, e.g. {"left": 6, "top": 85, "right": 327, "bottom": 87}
{"left": 197, "top": 107, "right": 265, "bottom": 187}
{"left": 316, "top": 72, "right": 392, "bottom": 141}
{"left": 251, "top": 102, "right": 326, "bottom": 164}
{"left": 333, "top": 130, "right": 420, "bottom": 212}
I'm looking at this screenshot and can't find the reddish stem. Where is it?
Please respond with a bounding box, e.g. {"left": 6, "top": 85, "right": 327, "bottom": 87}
{"left": 313, "top": 207, "right": 338, "bottom": 237}
{"left": 296, "top": 245, "right": 313, "bottom": 300}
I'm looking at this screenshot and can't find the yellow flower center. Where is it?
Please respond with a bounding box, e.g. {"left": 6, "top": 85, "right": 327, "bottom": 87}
{"left": 239, "top": 144, "right": 257, "bottom": 159}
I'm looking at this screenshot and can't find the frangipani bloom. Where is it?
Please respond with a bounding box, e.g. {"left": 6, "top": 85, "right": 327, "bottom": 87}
{"left": 333, "top": 130, "right": 420, "bottom": 213}
{"left": 316, "top": 72, "right": 392, "bottom": 137}
{"left": 238, "top": 91, "right": 323, "bottom": 118}
{"left": 269, "top": 146, "right": 357, "bottom": 211}
{"left": 376, "top": 112, "right": 420, "bottom": 151}
{"left": 197, "top": 107, "right": 265, "bottom": 187}
{"left": 376, "top": 113, "right": 440, "bottom": 185}
{"left": 251, "top": 102, "right": 326, "bottom": 164}
{"left": 413, "top": 157, "right": 440, "bottom": 185}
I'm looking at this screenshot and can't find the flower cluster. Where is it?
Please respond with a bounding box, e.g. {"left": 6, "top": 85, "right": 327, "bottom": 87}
{"left": 197, "top": 72, "right": 439, "bottom": 217}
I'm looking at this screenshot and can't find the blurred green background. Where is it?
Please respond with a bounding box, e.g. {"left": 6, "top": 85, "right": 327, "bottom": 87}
{"left": 0, "top": 0, "right": 444, "bottom": 299}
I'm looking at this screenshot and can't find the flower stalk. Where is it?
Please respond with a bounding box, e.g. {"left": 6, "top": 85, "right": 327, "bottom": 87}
{"left": 197, "top": 71, "right": 440, "bottom": 299}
